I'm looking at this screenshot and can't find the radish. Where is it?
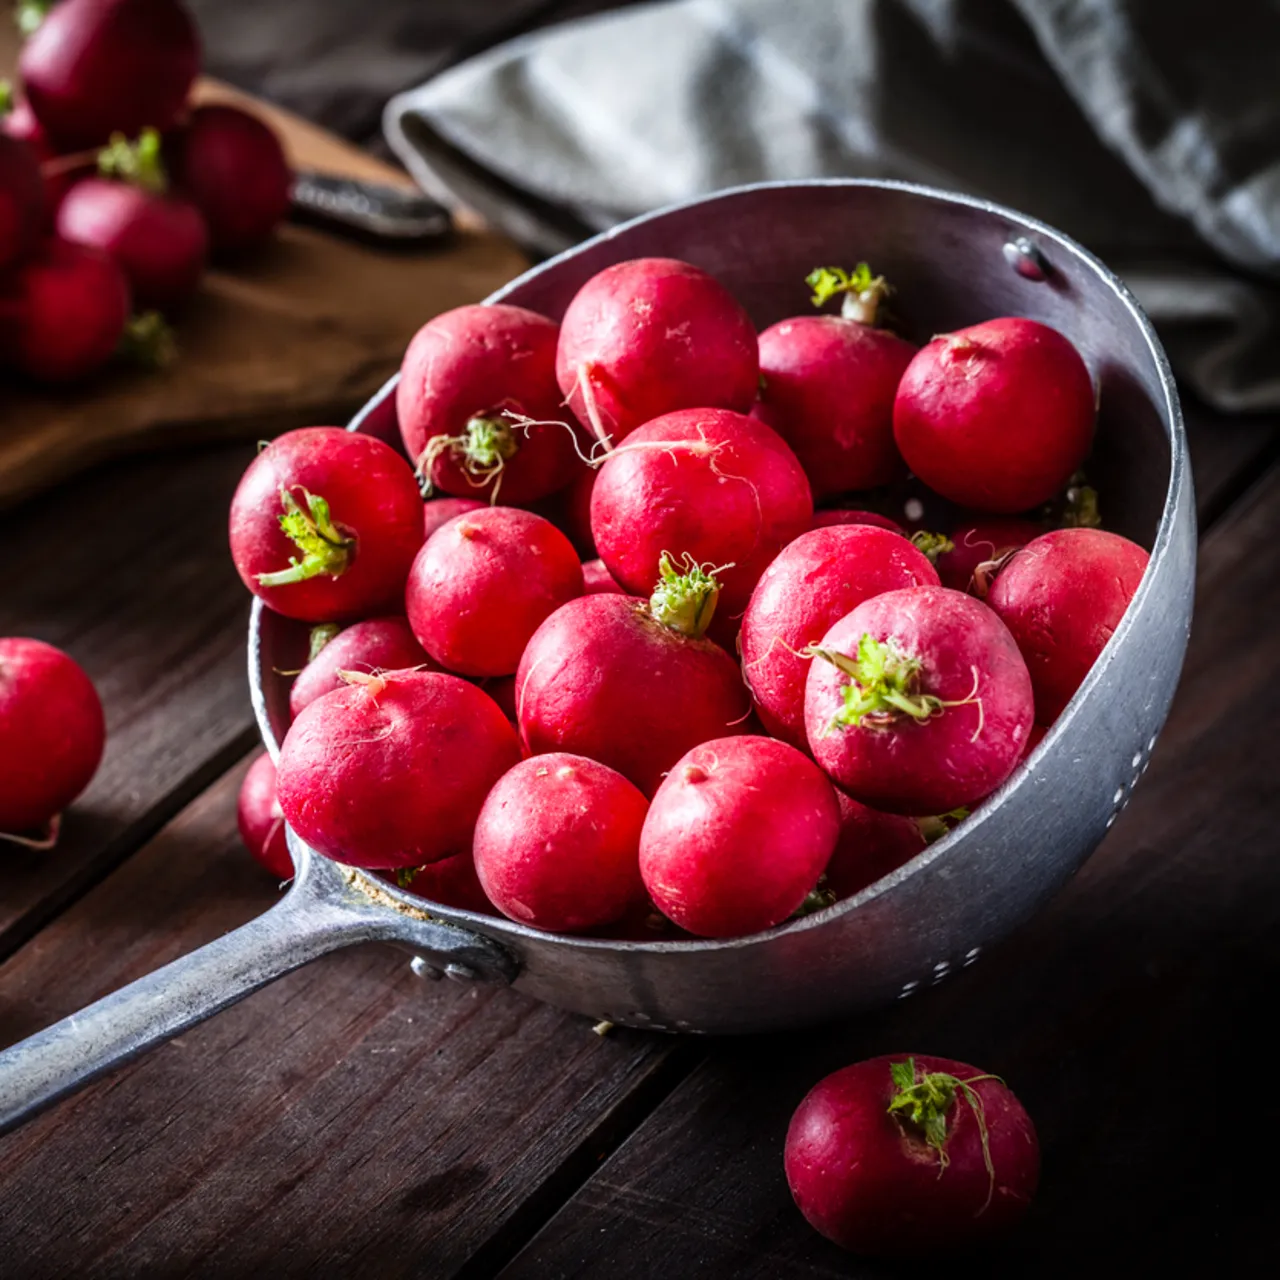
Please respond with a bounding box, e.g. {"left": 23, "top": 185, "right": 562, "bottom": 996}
{"left": 893, "top": 317, "right": 1095, "bottom": 513}
{"left": 516, "top": 557, "right": 749, "bottom": 795}
{"left": 168, "top": 104, "right": 291, "bottom": 256}
{"left": 229, "top": 427, "right": 424, "bottom": 623}
{"left": 2, "top": 237, "right": 129, "bottom": 383}
{"left": 555, "top": 257, "right": 758, "bottom": 447}
{"left": 235, "top": 752, "right": 293, "bottom": 879}
{"left": 824, "top": 791, "right": 927, "bottom": 900}
{"left": 811, "top": 509, "right": 906, "bottom": 536}
{"left": 3, "top": 97, "right": 92, "bottom": 221}
{"left": 804, "top": 586, "right": 1033, "bottom": 814}
{"left": 740, "top": 525, "right": 939, "bottom": 749}
{"left": 936, "top": 516, "right": 1043, "bottom": 596}
{"left": 406, "top": 507, "right": 583, "bottom": 678}
{"left": 0, "top": 132, "right": 45, "bottom": 269}
{"left": 785, "top": 1054, "right": 1040, "bottom": 1256}
{"left": 397, "top": 303, "right": 582, "bottom": 505}
{"left": 288, "top": 616, "right": 435, "bottom": 719}
{"left": 476, "top": 673, "right": 517, "bottom": 723}
{"left": 0, "top": 637, "right": 105, "bottom": 843}
{"left": 56, "top": 129, "right": 208, "bottom": 312}
{"left": 639, "top": 735, "right": 840, "bottom": 937}
{"left": 20, "top": 0, "right": 200, "bottom": 151}
{"left": 986, "top": 528, "right": 1149, "bottom": 724}
{"left": 581, "top": 558, "right": 622, "bottom": 595}
{"left": 590, "top": 407, "right": 812, "bottom": 621}
{"left": 275, "top": 669, "right": 520, "bottom": 869}
{"left": 560, "top": 463, "right": 597, "bottom": 556}
{"left": 473, "top": 753, "right": 649, "bottom": 933}
{"left": 422, "top": 496, "right": 484, "bottom": 542}
{"left": 395, "top": 851, "right": 492, "bottom": 914}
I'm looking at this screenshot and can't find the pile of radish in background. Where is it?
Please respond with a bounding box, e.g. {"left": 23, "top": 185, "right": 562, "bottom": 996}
{"left": 0, "top": 0, "right": 291, "bottom": 382}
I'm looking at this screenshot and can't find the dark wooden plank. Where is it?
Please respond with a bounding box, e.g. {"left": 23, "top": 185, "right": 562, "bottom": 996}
{"left": 1180, "top": 395, "right": 1279, "bottom": 530}
{"left": 500, "top": 461, "right": 1280, "bottom": 1278}
{"left": 0, "top": 444, "right": 260, "bottom": 957}
{"left": 0, "top": 756, "right": 689, "bottom": 1279}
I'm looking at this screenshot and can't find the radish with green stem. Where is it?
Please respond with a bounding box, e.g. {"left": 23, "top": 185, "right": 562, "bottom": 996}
{"left": 288, "top": 616, "right": 436, "bottom": 718}
{"left": 785, "top": 1054, "right": 1040, "bottom": 1256}
{"left": 236, "top": 752, "right": 292, "bottom": 880}
{"left": 516, "top": 555, "right": 749, "bottom": 795}
{"left": 397, "top": 304, "right": 582, "bottom": 505}
{"left": 804, "top": 586, "right": 1033, "bottom": 814}
{"left": 229, "top": 427, "right": 423, "bottom": 623}
{"left": 555, "top": 257, "right": 758, "bottom": 447}
{"left": 639, "top": 735, "right": 840, "bottom": 937}
{"left": 740, "top": 525, "right": 939, "bottom": 749}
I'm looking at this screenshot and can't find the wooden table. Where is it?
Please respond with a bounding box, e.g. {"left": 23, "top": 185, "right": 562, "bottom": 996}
{"left": 0, "top": 392, "right": 1276, "bottom": 1275}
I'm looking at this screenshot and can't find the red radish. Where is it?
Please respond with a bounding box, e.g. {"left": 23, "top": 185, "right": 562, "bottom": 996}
{"left": 555, "top": 257, "right": 759, "bottom": 446}
{"left": 811, "top": 509, "right": 906, "bottom": 536}
{"left": 288, "top": 616, "right": 435, "bottom": 719}
{"left": 590, "top": 407, "right": 812, "bottom": 620}
{"left": 477, "top": 673, "right": 517, "bottom": 723}
{"left": 516, "top": 558, "right": 749, "bottom": 795}
{"left": 394, "top": 851, "right": 492, "bottom": 914}
{"left": 824, "top": 791, "right": 927, "bottom": 900}
{"left": 986, "top": 528, "right": 1149, "bottom": 724}
{"left": 406, "top": 507, "right": 583, "bottom": 678}
{"left": 2, "top": 99, "right": 86, "bottom": 217}
{"left": 1, "top": 238, "right": 129, "bottom": 382}
{"left": 397, "top": 303, "right": 582, "bottom": 505}
{"left": 0, "top": 637, "right": 105, "bottom": 841}
{"left": 276, "top": 669, "right": 520, "bottom": 869}
{"left": 474, "top": 753, "right": 649, "bottom": 933}
{"left": 804, "top": 587, "right": 1033, "bottom": 815}
{"left": 581, "top": 558, "right": 622, "bottom": 595}
{"left": 422, "top": 496, "right": 484, "bottom": 542}
{"left": 785, "top": 1054, "right": 1040, "bottom": 1256}
{"left": 0, "top": 133, "right": 45, "bottom": 269}
{"left": 229, "top": 427, "right": 423, "bottom": 623}
{"left": 639, "top": 735, "right": 839, "bottom": 937}
{"left": 740, "top": 525, "right": 939, "bottom": 749}
{"left": 19, "top": 0, "right": 200, "bottom": 151}
{"left": 168, "top": 104, "right": 291, "bottom": 255}
{"left": 235, "top": 752, "right": 293, "bottom": 879}
{"left": 936, "top": 516, "right": 1043, "bottom": 595}
{"left": 56, "top": 129, "right": 208, "bottom": 312}
{"left": 893, "top": 317, "right": 1095, "bottom": 513}
{"left": 560, "top": 462, "right": 597, "bottom": 556}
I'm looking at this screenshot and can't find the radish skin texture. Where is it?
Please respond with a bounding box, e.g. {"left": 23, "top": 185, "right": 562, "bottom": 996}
{"left": 591, "top": 407, "right": 813, "bottom": 619}
{"left": 397, "top": 304, "right": 581, "bottom": 505}
{"left": 936, "top": 516, "right": 1043, "bottom": 595}
{"left": 289, "top": 616, "right": 436, "bottom": 719}
{"left": 754, "top": 315, "right": 916, "bottom": 499}
{"left": 422, "top": 496, "right": 484, "bottom": 542}
{"left": 555, "top": 257, "right": 759, "bottom": 446}
{"left": 20, "top": 0, "right": 200, "bottom": 151}
{"left": 825, "top": 791, "right": 927, "bottom": 900}
{"left": 236, "top": 752, "right": 293, "bottom": 880}
{"left": 639, "top": 736, "right": 840, "bottom": 938}
{"left": 0, "top": 637, "right": 105, "bottom": 836}
{"left": 406, "top": 508, "right": 584, "bottom": 677}
{"left": 0, "top": 134, "right": 46, "bottom": 269}
{"left": 229, "top": 427, "right": 424, "bottom": 623}
{"left": 395, "top": 851, "right": 493, "bottom": 914}
{"left": 785, "top": 1054, "right": 1040, "bottom": 1256}
{"left": 986, "top": 528, "right": 1150, "bottom": 724}
{"left": 581, "top": 558, "right": 622, "bottom": 595}
{"left": 516, "top": 593, "right": 748, "bottom": 796}
{"left": 804, "top": 587, "right": 1033, "bottom": 815}
{"left": 474, "top": 754, "right": 649, "bottom": 933}
{"left": 893, "top": 317, "right": 1095, "bottom": 513}
{"left": 811, "top": 509, "right": 906, "bottom": 536}
{"left": 740, "top": 525, "right": 939, "bottom": 749}
{"left": 276, "top": 670, "right": 520, "bottom": 869}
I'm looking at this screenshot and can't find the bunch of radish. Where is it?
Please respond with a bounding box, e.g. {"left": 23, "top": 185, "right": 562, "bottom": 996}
{"left": 0, "top": 0, "right": 292, "bottom": 383}
{"left": 230, "top": 251, "right": 1150, "bottom": 949}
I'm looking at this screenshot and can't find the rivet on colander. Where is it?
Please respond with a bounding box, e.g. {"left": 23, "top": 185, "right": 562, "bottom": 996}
{"left": 963, "top": 947, "right": 981, "bottom": 966}
{"left": 443, "top": 963, "right": 477, "bottom": 983}
{"left": 410, "top": 956, "right": 443, "bottom": 981}
{"left": 1002, "top": 236, "right": 1050, "bottom": 281}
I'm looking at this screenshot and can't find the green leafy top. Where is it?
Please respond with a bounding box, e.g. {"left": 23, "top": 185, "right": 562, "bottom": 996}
{"left": 648, "top": 551, "right": 728, "bottom": 639}
{"left": 117, "top": 311, "right": 177, "bottom": 370}
{"left": 909, "top": 530, "right": 954, "bottom": 564}
{"left": 809, "top": 633, "right": 943, "bottom": 730}
{"left": 14, "top": 1, "right": 52, "bottom": 38}
{"left": 805, "top": 263, "right": 891, "bottom": 325}
{"left": 0, "top": 79, "right": 13, "bottom": 115}
{"left": 256, "top": 487, "right": 356, "bottom": 588}
{"left": 98, "top": 128, "right": 168, "bottom": 194}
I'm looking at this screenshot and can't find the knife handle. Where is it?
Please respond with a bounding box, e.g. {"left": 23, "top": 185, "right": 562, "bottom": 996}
{"left": 290, "top": 170, "right": 453, "bottom": 245}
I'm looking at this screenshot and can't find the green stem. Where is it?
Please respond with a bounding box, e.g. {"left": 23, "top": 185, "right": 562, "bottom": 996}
{"left": 910, "top": 530, "right": 954, "bottom": 564}
{"left": 0, "top": 79, "right": 13, "bottom": 114}
{"left": 809, "top": 634, "right": 942, "bottom": 729}
{"left": 308, "top": 623, "right": 343, "bottom": 662}
{"left": 256, "top": 487, "right": 356, "bottom": 587}
{"left": 117, "top": 311, "right": 177, "bottom": 370}
{"left": 647, "top": 552, "right": 728, "bottom": 639}
{"left": 1063, "top": 474, "right": 1102, "bottom": 529}
{"left": 98, "top": 128, "right": 168, "bottom": 193}
{"left": 805, "top": 262, "right": 892, "bottom": 326}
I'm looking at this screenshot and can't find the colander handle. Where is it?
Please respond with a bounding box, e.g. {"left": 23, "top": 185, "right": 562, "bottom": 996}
{"left": 0, "top": 847, "right": 516, "bottom": 1137}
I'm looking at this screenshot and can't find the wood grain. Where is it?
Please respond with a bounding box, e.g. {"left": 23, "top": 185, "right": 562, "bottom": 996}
{"left": 500, "top": 461, "right": 1280, "bottom": 1278}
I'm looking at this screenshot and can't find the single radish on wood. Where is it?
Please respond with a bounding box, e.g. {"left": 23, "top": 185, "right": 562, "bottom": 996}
{"left": 893, "top": 317, "right": 1095, "bottom": 513}
{"left": 229, "top": 427, "right": 424, "bottom": 623}
{"left": 986, "top": 527, "right": 1149, "bottom": 724}
{"left": 936, "top": 516, "right": 1044, "bottom": 596}
{"left": 555, "top": 256, "right": 759, "bottom": 447}
{"left": 639, "top": 735, "right": 840, "bottom": 937}
{"left": 785, "top": 1054, "right": 1040, "bottom": 1256}
{"left": 236, "top": 752, "right": 293, "bottom": 879}
{"left": 804, "top": 586, "right": 1033, "bottom": 815}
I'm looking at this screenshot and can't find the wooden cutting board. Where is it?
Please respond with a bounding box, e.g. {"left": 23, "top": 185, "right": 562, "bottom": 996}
{"left": 0, "top": 29, "right": 528, "bottom": 510}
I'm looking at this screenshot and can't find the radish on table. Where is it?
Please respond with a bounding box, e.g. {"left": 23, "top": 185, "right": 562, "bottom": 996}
{"left": 236, "top": 752, "right": 293, "bottom": 879}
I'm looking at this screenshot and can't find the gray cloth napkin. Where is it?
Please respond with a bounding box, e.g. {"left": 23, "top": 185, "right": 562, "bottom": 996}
{"left": 385, "top": 0, "right": 1280, "bottom": 414}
